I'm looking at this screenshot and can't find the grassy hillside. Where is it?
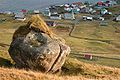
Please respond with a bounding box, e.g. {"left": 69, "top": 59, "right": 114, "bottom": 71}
{"left": 108, "top": 5, "right": 120, "bottom": 14}
{"left": 0, "top": 14, "right": 120, "bottom": 79}
{"left": 0, "top": 58, "right": 120, "bottom": 80}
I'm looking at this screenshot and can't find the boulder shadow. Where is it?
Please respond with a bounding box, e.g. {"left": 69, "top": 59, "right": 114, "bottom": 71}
{"left": 0, "top": 57, "right": 13, "bottom": 67}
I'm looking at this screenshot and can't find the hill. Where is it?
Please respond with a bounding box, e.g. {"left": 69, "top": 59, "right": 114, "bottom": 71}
{"left": 0, "top": 14, "right": 120, "bottom": 80}
{"left": 0, "top": 58, "right": 120, "bottom": 80}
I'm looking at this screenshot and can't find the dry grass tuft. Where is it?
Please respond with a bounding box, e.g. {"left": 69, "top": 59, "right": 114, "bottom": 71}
{"left": 0, "top": 58, "right": 120, "bottom": 80}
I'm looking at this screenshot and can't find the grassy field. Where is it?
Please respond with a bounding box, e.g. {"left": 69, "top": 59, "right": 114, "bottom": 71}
{"left": 0, "top": 14, "right": 120, "bottom": 79}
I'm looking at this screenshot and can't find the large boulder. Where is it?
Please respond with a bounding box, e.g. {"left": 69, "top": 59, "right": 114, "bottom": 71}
{"left": 8, "top": 15, "right": 70, "bottom": 73}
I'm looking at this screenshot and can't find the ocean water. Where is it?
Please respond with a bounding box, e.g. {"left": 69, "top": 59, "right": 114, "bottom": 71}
{"left": 0, "top": 0, "right": 107, "bottom": 12}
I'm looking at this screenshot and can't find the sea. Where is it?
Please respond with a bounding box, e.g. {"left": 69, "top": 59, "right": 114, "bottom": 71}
{"left": 0, "top": 0, "right": 107, "bottom": 12}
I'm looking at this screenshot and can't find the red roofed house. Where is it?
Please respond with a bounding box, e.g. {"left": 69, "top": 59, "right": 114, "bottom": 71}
{"left": 97, "top": 1, "right": 104, "bottom": 6}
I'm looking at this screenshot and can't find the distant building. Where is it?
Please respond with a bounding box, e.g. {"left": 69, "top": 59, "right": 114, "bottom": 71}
{"left": 43, "top": 8, "right": 51, "bottom": 16}
{"left": 64, "top": 7, "right": 72, "bottom": 12}
{"left": 20, "top": 9, "right": 27, "bottom": 13}
{"left": 80, "top": 7, "right": 90, "bottom": 13}
{"left": 84, "top": 54, "right": 92, "bottom": 60}
{"left": 49, "top": 6, "right": 58, "bottom": 14}
{"left": 50, "top": 14, "right": 62, "bottom": 20}
{"left": 115, "top": 15, "right": 120, "bottom": 21}
{"left": 97, "top": 1, "right": 104, "bottom": 6}
{"left": 82, "top": 16, "right": 93, "bottom": 21}
{"left": 64, "top": 12, "right": 75, "bottom": 20}
{"left": 101, "top": 8, "right": 108, "bottom": 15}
{"left": 93, "top": 15, "right": 104, "bottom": 21}
{"left": 73, "top": 7, "right": 80, "bottom": 14}
{"left": 33, "top": 10, "right": 40, "bottom": 14}
{"left": 14, "top": 13, "right": 26, "bottom": 21}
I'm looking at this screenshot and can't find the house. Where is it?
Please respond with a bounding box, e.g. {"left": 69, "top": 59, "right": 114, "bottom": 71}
{"left": 82, "top": 16, "right": 93, "bottom": 21}
{"left": 73, "top": 7, "right": 80, "bottom": 14}
{"left": 45, "top": 21, "right": 56, "bottom": 27}
{"left": 101, "top": 8, "right": 108, "bottom": 15}
{"left": 20, "top": 9, "right": 27, "bottom": 13}
{"left": 43, "top": 8, "right": 51, "bottom": 16}
{"left": 84, "top": 54, "right": 92, "bottom": 60}
{"left": 102, "top": 12, "right": 112, "bottom": 19}
{"left": 115, "top": 15, "right": 120, "bottom": 21}
{"left": 33, "top": 10, "right": 40, "bottom": 14}
{"left": 49, "top": 7, "right": 58, "bottom": 14}
{"left": 64, "top": 7, "right": 72, "bottom": 12}
{"left": 93, "top": 15, "right": 104, "bottom": 21}
{"left": 80, "top": 7, "right": 86, "bottom": 13}
{"left": 50, "top": 14, "right": 62, "bottom": 20}
{"left": 14, "top": 13, "right": 26, "bottom": 21}
{"left": 64, "top": 3, "right": 70, "bottom": 8}
{"left": 64, "top": 12, "right": 75, "bottom": 20}
{"left": 80, "top": 7, "right": 90, "bottom": 13}
{"left": 97, "top": 1, "right": 104, "bottom": 6}
{"left": 72, "top": 2, "right": 83, "bottom": 6}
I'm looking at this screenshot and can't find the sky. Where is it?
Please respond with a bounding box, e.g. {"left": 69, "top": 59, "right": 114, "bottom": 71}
{"left": 0, "top": 0, "right": 107, "bottom": 11}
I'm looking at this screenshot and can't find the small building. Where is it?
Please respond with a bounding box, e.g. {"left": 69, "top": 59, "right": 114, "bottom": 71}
{"left": 84, "top": 54, "right": 92, "bottom": 60}
{"left": 97, "top": 1, "right": 104, "bottom": 6}
{"left": 101, "top": 8, "right": 108, "bottom": 15}
{"left": 102, "top": 12, "right": 112, "bottom": 19}
{"left": 33, "top": 10, "right": 40, "bottom": 14}
{"left": 14, "top": 13, "right": 26, "bottom": 21}
{"left": 64, "top": 3, "right": 70, "bottom": 8}
{"left": 43, "top": 8, "right": 51, "bottom": 16}
{"left": 80, "top": 7, "right": 90, "bottom": 13}
{"left": 115, "top": 15, "right": 120, "bottom": 21}
{"left": 49, "top": 7, "right": 58, "bottom": 14}
{"left": 20, "top": 9, "right": 27, "bottom": 13}
{"left": 45, "top": 21, "right": 56, "bottom": 27}
{"left": 50, "top": 14, "right": 62, "bottom": 20}
{"left": 73, "top": 7, "right": 80, "bottom": 14}
{"left": 93, "top": 15, "right": 104, "bottom": 21}
{"left": 82, "top": 16, "right": 93, "bottom": 21}
{"left": 64, "top": 12, "right": 75, "bottom": 20}
{"left": 64, "top": 7, "right": 72, "bottom": 12}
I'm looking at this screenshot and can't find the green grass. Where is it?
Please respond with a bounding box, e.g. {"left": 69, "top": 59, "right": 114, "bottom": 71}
{"left": 0, "top": 14, "right": 120, "bottom": 69}
{"left": 108, "top": 5, "right": 120, "bottom": 14}
{"left": 69, "top": 53, "right": 120, "bottom": 68}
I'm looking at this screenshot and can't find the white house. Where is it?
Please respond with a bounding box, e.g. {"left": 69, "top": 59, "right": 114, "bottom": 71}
{"left": 101, "top": 9, "right": 108, "bottom": 15}
{"left": 115, "top": 15, "right": 120, "bottom": 21}
{"left": 50, "top": 14, "right": 62, "bottom": 20}
{"left": 43, "top": 8, "right": 51, "bottom": 16}
{"left": 33, "top": 10, "right": 40, "bottom": 14}
{"left": 14, "top": 13, "right": 26, "bottom": 21}
{"left": 83, "top": 16, "right": 93, "bottom": 21}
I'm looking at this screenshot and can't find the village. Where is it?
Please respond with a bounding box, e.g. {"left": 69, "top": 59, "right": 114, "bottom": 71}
{"left": 0, "top": 0, "right": 120, "bottom": 27}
